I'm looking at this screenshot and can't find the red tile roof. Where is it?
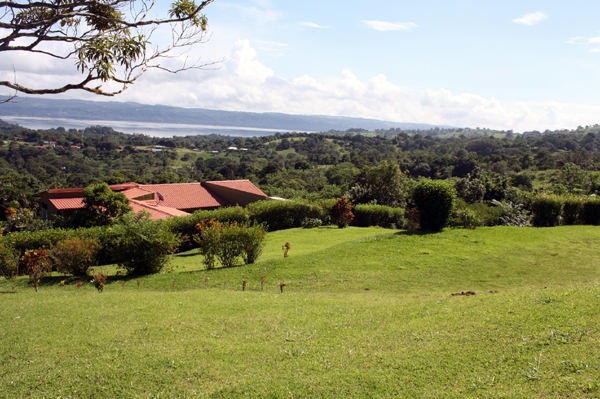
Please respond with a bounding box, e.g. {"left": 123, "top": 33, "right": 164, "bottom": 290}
{"left": 120, "top": 187, "right": 154, "bottom": 200}
{"left": 49, "top": 197, "right": 85, "bottom": 210}
{"left": 203, "top": 180, "right": 267, "bottom": 197}
{"left": 130, "top": 201, "right": 190, "bottom": 220}
{"left": 139, "top": 183, "right": 229, "bottom": 210}
{"left": 109, "top": 182, "right": 140, "bottom": 191}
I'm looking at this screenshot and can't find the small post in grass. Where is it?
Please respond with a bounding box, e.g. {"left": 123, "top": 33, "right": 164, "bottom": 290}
{"left": 261, "top": 275, "right": 265, "bottom": 291}
{"left": 242, "top": 280, "right": 247, "bottom": 291}
{"left": 205, "top": 277, "right": 209, "bottom": 290}
{"left": 280, "top": 282, "right": 287, "bottom": 293}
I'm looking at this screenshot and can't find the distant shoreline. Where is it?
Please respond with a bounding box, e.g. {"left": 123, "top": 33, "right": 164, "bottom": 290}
{"left": 0, "top": 116, "right": 307, "bottom": 138}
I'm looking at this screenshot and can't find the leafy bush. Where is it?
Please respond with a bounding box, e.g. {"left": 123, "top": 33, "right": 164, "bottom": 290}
{"left": 238, "top": 223, "right": 267, "bottom": 264}
{"left": 47, "top": 238, "right": 101, "bottom": 276}
{"left": 491, "top": 200, "right": 531, "bottom": 227}
{"left": 195, "top": 221, "right": 266, "bottom": 269}
{"left": 531, "top": 195, "right": 563, "bottom": 227}
{"left": 412, "top": 179, "right": 456, "bottom": 231}
{"left": 302, "top": 218, "right": 323, "bottom": 228}
{"left": 582, "top": 197, "right": 600, "bottom": 225}
{"left": 246, "top": 200, "right": 325, "bottom": 231}
{"left": 107, "top": 212, "right": 181, "bottom": 275}
{"left": 0, "top": 245, "right": 19, "bottom": 278}
{"left": 562, "top": 196, "right": 585, "bottom": 225}
{"left": 164, "top": 206, "right": 249, "bottom": 251}
{"left": 331, "top": 197, "right": 354, "bottom": 228}
{"left": 449, "top": 208, "right": 480, "bottom": 229}
{"left": 352, "top": 204, "right": 405, "bottom": 229}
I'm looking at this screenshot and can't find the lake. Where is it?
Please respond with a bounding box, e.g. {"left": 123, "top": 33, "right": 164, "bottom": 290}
{"left": 0, "top": 116, "right": 306, "bottom": 138}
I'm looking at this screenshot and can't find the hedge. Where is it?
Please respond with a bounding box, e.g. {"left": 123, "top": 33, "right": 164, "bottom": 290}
{"left": 352, "top": 204, "right": 404, "bottom": 229}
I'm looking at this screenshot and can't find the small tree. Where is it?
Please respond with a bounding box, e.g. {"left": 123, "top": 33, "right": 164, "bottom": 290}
{"left": 71, "top": 183, "right": 132, "bottom": 227}
{"left": 412, "top": 179, "right": 456, "bottom": 231}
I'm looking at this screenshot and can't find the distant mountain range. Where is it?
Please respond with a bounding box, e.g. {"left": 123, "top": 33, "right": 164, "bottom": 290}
{"left": 0, "top": 96, "right": 453, "bottom": 133}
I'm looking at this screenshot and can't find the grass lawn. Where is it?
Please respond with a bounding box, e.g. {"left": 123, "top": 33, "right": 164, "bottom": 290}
{"left": 1, "top": 226, "right": 600, "bottom": 398}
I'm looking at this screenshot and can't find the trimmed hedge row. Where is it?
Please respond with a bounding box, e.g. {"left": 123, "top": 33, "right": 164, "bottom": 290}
{"left": 352, "top": 204, "right": 405, "bottom": 229}
{"left": 531, "top": 195, "right": 600, "bottom": 227}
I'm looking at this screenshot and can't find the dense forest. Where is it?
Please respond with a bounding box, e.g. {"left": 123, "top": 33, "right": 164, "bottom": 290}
{"left": 1, "top": 118, "right": 600, "bottom": 222}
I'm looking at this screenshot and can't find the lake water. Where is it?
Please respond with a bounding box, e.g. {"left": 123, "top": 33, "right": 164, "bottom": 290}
{"left": 0, "top": 116, "right": 304, "bottom": 138}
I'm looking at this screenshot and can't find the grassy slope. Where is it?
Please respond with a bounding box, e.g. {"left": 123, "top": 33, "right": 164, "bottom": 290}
{"left": 1, "top": 226, "right": 600, "bottom": 398}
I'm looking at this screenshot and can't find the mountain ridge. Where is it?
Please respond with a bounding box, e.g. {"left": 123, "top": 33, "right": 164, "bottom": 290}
{"left": 0, "top": 97, "right": 454, "bottom": 133}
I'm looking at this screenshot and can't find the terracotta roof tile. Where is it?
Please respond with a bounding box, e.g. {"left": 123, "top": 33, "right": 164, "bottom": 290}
{"left": 203, "top": 180, "right": 267, "bottom": 197}
{"left": 121, "top": 187, "right": 154, "bottom": 200}
{"left": 48, "top": 197, "right": 85, "bottom": 210}
{"left": 139, "top": 183, "right": 228, "bottom": 210}
{"left": 130, "top": 200, "right": 190, "bottom": 220}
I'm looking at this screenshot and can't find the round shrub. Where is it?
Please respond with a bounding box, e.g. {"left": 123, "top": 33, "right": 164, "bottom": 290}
{"left": 412, "top": 179, "right": 456, "bottom": 231}
{"left": 107, "top": 212, "right": 181, "bottom": 275}
{"left": 47, "top": 237, "right": 101, "bottom": 276}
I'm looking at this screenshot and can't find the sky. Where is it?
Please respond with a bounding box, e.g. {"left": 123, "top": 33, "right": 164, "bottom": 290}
{"left": 2, "top": 0, "right": 600, "bottom": 132}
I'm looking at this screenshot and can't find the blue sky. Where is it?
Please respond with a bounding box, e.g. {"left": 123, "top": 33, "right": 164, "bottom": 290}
{"left": 2, "top": 0, "right": 600, "bottom": 131}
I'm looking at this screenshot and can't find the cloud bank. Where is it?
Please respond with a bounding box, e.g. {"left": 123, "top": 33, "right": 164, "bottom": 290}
{"left": 1, "top": 40, "right": 596, "bottom": 132}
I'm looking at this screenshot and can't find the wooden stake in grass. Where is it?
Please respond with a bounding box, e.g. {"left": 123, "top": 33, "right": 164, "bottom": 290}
{"left": 242, "top": 280, "right": 247, "bottom": 291}
{"left": 121, "top": 281, "right": 125, "bottom": 288}
{"left": 261, "top": 275, "right": 265, "bottom": 291}
{"left": 280, "top": 282, "right": 287, "bottom": 293}
{"left": 205, "top": 277, "right": 209, "bottom": 289}
{"left": 137, "top": 279, "right": 141, "bottom": 288}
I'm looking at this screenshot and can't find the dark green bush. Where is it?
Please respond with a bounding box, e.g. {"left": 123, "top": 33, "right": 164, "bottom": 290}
{"left": 412, "top": 179, "right": 456, "bottom": 231}
{"left": 107, "top": 212, "right": 181, "bottom": 275}
{"left": 562, "top": 196, "right": 585, "bottom": 225}
{"left": 531, "top": 195, "right": 563, "bottom": 227}
{"left": 582, "top": 197, "right": 600, "bottom": 225}
{"left": 352, "top": 204, "right": 405, "bottom": 229}
{"left": 246, "top": 200, "right": 325, "bottom": 231}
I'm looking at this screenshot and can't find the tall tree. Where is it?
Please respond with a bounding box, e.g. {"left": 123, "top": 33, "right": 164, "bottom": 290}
{"left": 1, "top": 0, "right": 216, "bottom": 101}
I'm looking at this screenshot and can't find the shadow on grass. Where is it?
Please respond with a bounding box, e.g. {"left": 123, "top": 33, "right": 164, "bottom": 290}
{"left": 394, "top": 229, "right": 444, "bottom": 236}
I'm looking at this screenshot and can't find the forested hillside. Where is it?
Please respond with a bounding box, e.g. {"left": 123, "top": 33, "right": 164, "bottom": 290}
{"left": 1, "top": 118, "right": 600, "bottom": 218}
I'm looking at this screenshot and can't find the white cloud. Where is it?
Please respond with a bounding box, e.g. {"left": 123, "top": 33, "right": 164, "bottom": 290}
{"left": 588, "top": 36, "right": 600, "bottom": 44}
{"left": 6, "top": 40, "right": 597, "bottom": 133}
{"left": 361, "top": 21, "right": 418, "bottom": 32}
{"left": 299, "top": 21, "right": 331, "bottom": 29}
{"left": 513, "top": 11, "right": 548, "bottom": 26}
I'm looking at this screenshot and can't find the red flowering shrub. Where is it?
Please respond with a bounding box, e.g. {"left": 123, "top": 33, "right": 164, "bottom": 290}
{"left": 47, "top": 238, "right": 100, "bottom": 276}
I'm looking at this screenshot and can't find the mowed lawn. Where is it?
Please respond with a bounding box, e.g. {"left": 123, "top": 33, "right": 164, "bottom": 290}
{"left": 1, "top": 226, "right": 600, "bottom": 398}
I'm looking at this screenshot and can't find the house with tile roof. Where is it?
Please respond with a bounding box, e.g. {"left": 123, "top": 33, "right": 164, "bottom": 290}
{"left": 35, "top": 180, "right": 269, "bottom": 221}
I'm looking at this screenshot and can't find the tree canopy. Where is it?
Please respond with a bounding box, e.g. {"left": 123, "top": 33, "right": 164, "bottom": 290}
{"left": 0, "top": 0, "right": 215, "bottom": 100}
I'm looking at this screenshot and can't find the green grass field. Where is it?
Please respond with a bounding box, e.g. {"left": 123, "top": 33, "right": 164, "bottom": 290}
{"left": 1, "top": 226, "right": 600, "bottom": 398}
